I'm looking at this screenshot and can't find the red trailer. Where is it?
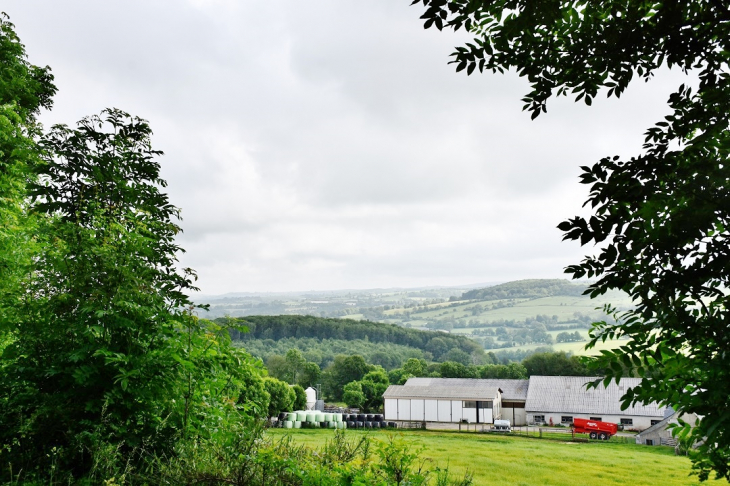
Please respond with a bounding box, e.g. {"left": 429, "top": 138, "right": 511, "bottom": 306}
{"left": 572, "top": 418, "right": 618, "bottom": 440}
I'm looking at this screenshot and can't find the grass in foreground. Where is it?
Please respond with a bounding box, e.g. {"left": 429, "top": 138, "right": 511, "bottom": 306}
{"left": 267, "top": 428, "right": 722, "bottom": 486}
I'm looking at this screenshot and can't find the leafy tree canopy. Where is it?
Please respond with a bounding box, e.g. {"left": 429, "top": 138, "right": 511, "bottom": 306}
{"left": 414, "top": 0, "right": 730, "bottom": 479}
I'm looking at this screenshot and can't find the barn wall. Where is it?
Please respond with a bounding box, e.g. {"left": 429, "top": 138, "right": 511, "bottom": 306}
{"left": 481, "top": 408, "right": 493, "bottom": 424}
{"left": 462, "top": 406, "right": 477, "bottom": 423}
{"left": 437, "top": 400, "right": 451, "bottom": 422}
{"left": 411, "top": 399, "right": 425, "bottom": 421}
{"left": 398, "top": 399, "right": 411, "bottom": 420}
{"left": 425, "top": 400, "right": 438, "bottom": 421}
{"left": 384, "top": 399, "right": 398, "bottom": 421}
{"left": 451, "top": 401, "right": 463, "bottom": 423}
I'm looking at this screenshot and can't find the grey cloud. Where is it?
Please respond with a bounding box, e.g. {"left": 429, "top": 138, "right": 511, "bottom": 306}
{"left": 4, "top": 1, "right": 692, "bottom": 293}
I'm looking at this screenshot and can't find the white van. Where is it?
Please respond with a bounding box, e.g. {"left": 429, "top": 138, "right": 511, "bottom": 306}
{"left": 493, "top": 420, "right": 511, "bottom": 432}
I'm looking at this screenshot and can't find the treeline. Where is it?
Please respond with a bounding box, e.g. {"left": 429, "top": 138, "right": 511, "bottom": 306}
{"left": 237, "top": 337, "right": 427, "bottom": 370}
{"left": 461, "top": 279, "right": 586, "bottom": 301}
{"left": 223, "top": 315, "right": 484, "bottom": 358}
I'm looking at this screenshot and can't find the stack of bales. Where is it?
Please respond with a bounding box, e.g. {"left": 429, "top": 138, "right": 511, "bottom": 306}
{"left": 341, "top": 413, "right": 395, "bottom": 429}
{"left": 278, "top": 411, "right": 347, "bottom": 429}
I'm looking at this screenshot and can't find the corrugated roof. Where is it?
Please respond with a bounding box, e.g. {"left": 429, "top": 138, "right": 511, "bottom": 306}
{"left": 383, "top": 384, "right": 500, "bottom": 400}
{"left": 525, "top": 376, "right": 666, "bottom": 417}
{"left": 404, "top": 378, "right": 528, "bottom": 401}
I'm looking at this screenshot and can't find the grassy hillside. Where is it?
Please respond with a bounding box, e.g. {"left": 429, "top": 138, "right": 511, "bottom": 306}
{"left": 270, "top": 429, "right": 719, "bottom": 486}
{"left": 461, "top": 278, "right": 586, "bottom": 300}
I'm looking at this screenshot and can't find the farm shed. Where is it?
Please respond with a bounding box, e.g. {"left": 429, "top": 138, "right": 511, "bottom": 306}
{"left": 525, "top": 376, "right": 666, "bottom": 431}
{"left": 635, "top": 411, "right": 699, "bottom": 447}
{"left": 383, "top": 382, "right": 502, "bottom": 424}
{"left": 404, "top": 378, "right": 528, "bottom": 425}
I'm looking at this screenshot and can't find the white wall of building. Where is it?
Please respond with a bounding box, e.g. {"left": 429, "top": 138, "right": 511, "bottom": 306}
{"left": 384, "top": 397, "right": 500, "bottom": 424}
{"left": 451, "top": 401, "right": 463, "bottom": 423}
{"left": 384, "top": 399, "right": 397, "bottom": 421}
{"left": 437, "top": 400, "right": 451, "bottom": 422}
{"left": 425, "top": 400, "right": 438, "bottom": 422}
{"left": 526, "top": 412, "right": 662, "bottom": 431}
{"left": 398, "top": 399, "right": 411, "bottom": 421}
{"left": 462, "top": 406, "right": 477, "bottom": 423}
{"left": 481, "top": 408, "right": 493, "bottom": 424}
{"left": 411, "top": 399, "right": 425, "bottom": 421}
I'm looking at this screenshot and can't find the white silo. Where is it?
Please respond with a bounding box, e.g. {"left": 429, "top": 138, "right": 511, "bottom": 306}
{"left": 305, "top": 387, "right": 317, "bottom": 410}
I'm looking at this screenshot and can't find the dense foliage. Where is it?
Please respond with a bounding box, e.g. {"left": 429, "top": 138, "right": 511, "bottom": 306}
{"left": 0, "top": 107, "right": 270, "bottom": 480}
{"left": 228, "top": 315, "right": 483, "bottom": 356}
{"left": 413, "top": 0, "right": 730, "bottom": 479}
{"left": 161, "top": 425, "right": 474, "bottom": 486}
{"left": 239, "top": 336, "right": 428, "bottom": 370}
{"left": 521, "top": 352, "right": 597, "bottom": 377}
{"left": 461, "top": 279, "right": 585, "bottom": 301}
{"left": 0, "top": 13, "right": 55, "bottom": 349}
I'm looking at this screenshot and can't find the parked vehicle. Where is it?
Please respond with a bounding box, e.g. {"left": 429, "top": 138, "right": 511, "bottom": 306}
{"left": 493, "top": 419, "right": 511, "bottom": 432}
{"left": 572, "top": 418, "right": 618, "bottom": 440}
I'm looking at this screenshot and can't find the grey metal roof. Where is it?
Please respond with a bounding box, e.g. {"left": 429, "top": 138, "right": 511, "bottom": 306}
{"left": 404, "top": 378, "right": 528, "bottom": 401}
{"left": 525, "top": 376, "right": 666, "bottom": 417}
{"left": 383, "top": 384, "right": 500, "bottom": 400}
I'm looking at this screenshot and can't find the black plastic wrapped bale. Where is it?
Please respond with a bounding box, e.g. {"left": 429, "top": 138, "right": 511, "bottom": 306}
{"left": 320, "top": 422, "right": 327, "bottom": 428}
{"left": 375, "top": 414, "right": 384, "bottom": 422}
{"left": 366, "top": 421, "right": 373, "bottom": 428}
{"left": 366, "top": 414, "right": 373, "bottom": 421}
{"left": 357, "top": 414, "right": 366, "bottom": 422}
{"left": 388, "top": 422, "right": 397, "bottom": 428}
{"left": 356, "top": 421, "right": 363, "bottom": 428}
{"left": 348, "top": 421, "right": 355, "bottom": 428}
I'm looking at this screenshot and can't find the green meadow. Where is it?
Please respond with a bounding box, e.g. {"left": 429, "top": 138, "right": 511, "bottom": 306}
{"left": 267, "top": 428, "right": 721, "bottom": 486}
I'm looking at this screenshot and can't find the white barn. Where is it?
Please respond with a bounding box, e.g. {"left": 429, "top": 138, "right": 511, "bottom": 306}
{"left": 525, "top": 376, "right": 667, "bottom": 431}
{"left": 383, "top": 381, "right": 502, "bottom": 424}
{"left": 403, "top": 377, "right": 529, "bottom": 425}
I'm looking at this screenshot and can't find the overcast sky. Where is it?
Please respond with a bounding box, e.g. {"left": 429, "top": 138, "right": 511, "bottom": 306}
{"left": 6, "top": 1, "right": 690, "bottom": 294}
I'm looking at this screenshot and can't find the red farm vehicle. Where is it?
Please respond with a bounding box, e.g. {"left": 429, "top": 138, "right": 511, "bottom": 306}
{"left": 572, "top": 418, "right": 618, "bottom": 440}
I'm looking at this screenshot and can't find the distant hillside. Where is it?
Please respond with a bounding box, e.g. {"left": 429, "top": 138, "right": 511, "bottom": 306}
{"left": 461, "top": 279, "right": 586, "bottom": 301}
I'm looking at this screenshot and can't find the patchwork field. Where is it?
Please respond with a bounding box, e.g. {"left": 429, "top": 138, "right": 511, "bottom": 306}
{"left": 267, "top": 428, "right": 720, "bottom": 486}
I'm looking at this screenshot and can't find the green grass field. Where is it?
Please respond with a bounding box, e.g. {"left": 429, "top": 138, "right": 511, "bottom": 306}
{"left": 267, "top": 428, "right": 719, "bottom": 486}
{"left": 482, "top": 337, "right": 626, "bottom": 355}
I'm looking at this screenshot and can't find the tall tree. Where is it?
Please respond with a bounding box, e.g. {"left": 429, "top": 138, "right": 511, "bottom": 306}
{"left": 0, "top": 109, "right": 261, "bottom": 477}
{"left": 413, "top": 0, "right": 730, "bottom": 479}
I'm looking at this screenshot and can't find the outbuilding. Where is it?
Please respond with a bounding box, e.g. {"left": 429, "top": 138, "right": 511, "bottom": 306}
{"left": 383, "top": 381, "right": 502, "bottom": 424}
{"left": 635, "top": 410, "right": 699, "bottom": 447}
{"left": 525, "top": 376, "right": 666, "bottom": 431}
{"left": 403, "top": 377, "right": 528, "bottom": 425}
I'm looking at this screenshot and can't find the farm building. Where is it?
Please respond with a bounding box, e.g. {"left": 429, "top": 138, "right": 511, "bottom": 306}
{"left": 404, "top": 378, "right": 529, "bottom": 425}
{"left": 383, "top": 380, "right": 502, "bottom": 424}
{"left": 525, "top": 376, "right": 666, "bottom": 431}
{"left": 635, "top": 410, "right": 699, "bottom": 446}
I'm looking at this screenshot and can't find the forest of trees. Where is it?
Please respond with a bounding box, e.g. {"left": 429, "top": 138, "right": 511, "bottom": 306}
{"left": 224, "top": 315, "right": 485, "bottom": 360}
